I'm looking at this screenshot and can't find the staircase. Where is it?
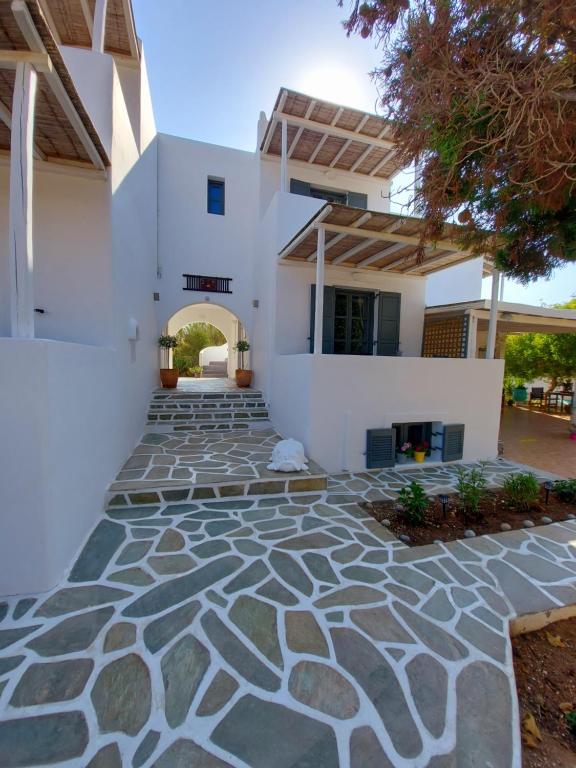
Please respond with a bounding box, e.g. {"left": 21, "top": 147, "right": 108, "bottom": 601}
{"left": 147, "top": 387, "right": 270, "bottom": 430}
{"left": 201, "top": 360, "right": 228, "bottom": 378}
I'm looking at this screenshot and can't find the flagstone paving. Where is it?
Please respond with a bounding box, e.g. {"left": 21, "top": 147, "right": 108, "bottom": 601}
{"left": 1, "top": 476, "right": 576, "bottom": 766}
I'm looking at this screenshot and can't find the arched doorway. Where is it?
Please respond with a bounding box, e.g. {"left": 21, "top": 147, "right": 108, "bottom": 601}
{"left": 165, "top": 303, "right": 248, "bottom": 380}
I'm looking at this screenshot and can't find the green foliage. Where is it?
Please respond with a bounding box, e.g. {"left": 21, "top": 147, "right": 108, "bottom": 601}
{"left": 565, "top": 710, "right": 576, "bottom": 735}
{"left": 554, "top": 479, "right": 576, "bottom": 504}
{"left": 172, "top": 323, "right": 226, "bottom": 374}
{"left": 158, "top": 334, "right": 178, "bottom": 349}
{"left": 234, "top": 339, "right": 250, "bottom": 370}
{"left": 502, "top": 473, "right": 540, "bottom": 513}
{"left": 456, "top": 465, "right": 488, "bottom": 518}
{"left": 505, "top": 330, "right": 576, "bottom": 386}
{"left": 397, "top": 481, "right": 429, "bottom": 525}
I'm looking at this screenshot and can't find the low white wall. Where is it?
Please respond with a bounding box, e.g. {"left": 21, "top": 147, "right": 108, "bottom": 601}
{"left": 270, "top": 354, "right": 504, "bottom": 473}
{"left": 0, "top": 339, "right": 143, "bottom": 596}
{"left": 200, "top": 344, "right": 228, "bottom": 366}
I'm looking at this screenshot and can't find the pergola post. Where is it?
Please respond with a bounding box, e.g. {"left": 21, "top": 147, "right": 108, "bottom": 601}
{"left": 486, "top": 269, "right": 500, "bottom": 359}
{"left": 313, "top": 226, "right": 325, "bottom": 355}
{"left": 280, "top": 118, "right": 288, "bottom": 193}
{"left": 466, "top": 311, "right": 478, "bottom": 358}
{"left": 9, "top": 62, "right": 37, "bottom": 339}
{"left": 92, "top": 0, "right": 108, "bottom": 53}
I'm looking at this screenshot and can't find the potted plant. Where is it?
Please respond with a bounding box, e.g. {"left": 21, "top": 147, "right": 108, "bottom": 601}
{"left": 158, "top": 334, "right": 179, "bottom": 388}
{"left": 234, "top": 340, "right": 252, "bottom": 388}
{"left": 413, "top": 441, "right": 430, "bottom": 463}
{"left": 396, "top": 442, "right": 414, "bottom": 464}
{"left": 512, "top": 384, "right": 528, "bottom": 403}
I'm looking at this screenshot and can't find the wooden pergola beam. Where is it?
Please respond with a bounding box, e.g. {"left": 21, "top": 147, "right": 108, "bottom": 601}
{"left": 0, "top": 99, "right": 45, "bottom": 160}
{"left": 272, "top": 110, "right": 396, "bottom": 151}
{"left": 306, "top": 211, "right": 372, "bottom": 262}
{"left": 357, "top": 241, "right": 406, "bottom": 269}
{"left": 331, "top": 238, "right": 377, "bottom": 266}
{"left": 0, "top": 50, "right": 51, "bottom": 72}
{"left": 320, "top": 221, "right": 472, "bottom": 255}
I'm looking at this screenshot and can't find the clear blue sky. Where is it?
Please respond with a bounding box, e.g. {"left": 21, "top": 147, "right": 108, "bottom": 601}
{"left": 133, "top": 0, "right": 575, "bottom": 307}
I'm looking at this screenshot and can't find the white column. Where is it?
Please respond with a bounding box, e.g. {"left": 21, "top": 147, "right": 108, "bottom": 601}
{"left": 280, "top": 118, "right": 288, "bottom": 193}
{"left": 92, "top": 0, "right": 108, "bottom": 52}
{"left": 486, "top": 269, "right": 500, "bottom": 359}
{"left": 466, "top": 311, "right": 478, "bottom": 358}
{"left": 9, "top": 62, "right": 37, "bottom": 339}
{"left": 313, "top": 226, "right": 325, "bottom": 355}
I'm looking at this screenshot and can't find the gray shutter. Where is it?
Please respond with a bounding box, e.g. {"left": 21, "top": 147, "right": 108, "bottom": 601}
{"left": 366, "top": 428, "right": 396, "bottom": 469}
{"left": 347, "top": 191, "right": 368, "bottom": 209}
{"left": 376, "top": 292, "right": 401, "bottom": 356}
{"left": 309, "top": 285, "right": 335, "bottom": 353}
{"left": 290, "top": 179, "right": 311, "bottom": 197}
{"left": 443, "top": 424, "right": 465, "bottom": 462}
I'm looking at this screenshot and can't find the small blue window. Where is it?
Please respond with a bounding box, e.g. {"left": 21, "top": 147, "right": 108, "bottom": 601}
{"left": 207, "top": 178, "right": 225, "bottom": 215}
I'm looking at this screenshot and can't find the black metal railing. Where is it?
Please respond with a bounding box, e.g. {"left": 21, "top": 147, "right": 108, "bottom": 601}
{"left": 182, "top": 274, "right": 232, "bottom": 294}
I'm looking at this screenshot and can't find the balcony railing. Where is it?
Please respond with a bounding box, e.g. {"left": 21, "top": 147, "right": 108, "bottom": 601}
{"left": 182, "top": 274, "right": 232, "bottom": 294}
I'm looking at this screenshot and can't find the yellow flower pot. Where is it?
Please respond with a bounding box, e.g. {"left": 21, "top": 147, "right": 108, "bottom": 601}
{"left": 414, "top": 451, "right": 426, "bottom": 463}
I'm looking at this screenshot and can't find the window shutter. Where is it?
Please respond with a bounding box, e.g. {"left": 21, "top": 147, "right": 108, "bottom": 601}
{"left": 309, "top": 285, "right": 335, "bottom": 353}
{"left": 366, "top": 428, "right": 396, "bottom": 469}
{"left": 290, "top": 179, "right": 311, "bottom": 197}
{"left": 376, "top": 292, "right": 401, "bottom": 356}
{"left": 347, "top": 191, "right": 368, "bottom": 209}
{"left": 443, "top": 424, "right": 465, "bottom": 462}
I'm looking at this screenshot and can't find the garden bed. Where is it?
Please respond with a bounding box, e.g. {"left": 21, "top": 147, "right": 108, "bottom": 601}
{"left": 364, "top": 487, "right": 576, "bottom": 547}
{"left": 513, "top": 616, "right": 576, "bottom": 767}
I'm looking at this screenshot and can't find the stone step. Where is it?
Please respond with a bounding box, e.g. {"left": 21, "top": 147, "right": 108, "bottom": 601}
{"left": 201, "top": 372, "right": 227, "bottom": 378}
{"left": 149, "top": 401, "right": 267, "bottom": 413}
{"left": 147, "top": 409, "right": 270, "bottom": 424}
{"left": 152, "top": 391, "right": 263, "bottom": 402}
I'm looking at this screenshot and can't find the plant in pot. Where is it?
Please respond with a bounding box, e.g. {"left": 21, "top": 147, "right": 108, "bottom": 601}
{"left": 413, "top": 441, "right": 430, "bottom": 463}
{"left": 158, "top": 334, "right": 179, "bottom": 389}
{"left": 396, "top": 442, "right": 414, "bottom": 464}
{"left": 234, "top": 340, "right": 252, "bottom": 388}
{"left": 512, "top": 383, "right": 528, "bottom": 403}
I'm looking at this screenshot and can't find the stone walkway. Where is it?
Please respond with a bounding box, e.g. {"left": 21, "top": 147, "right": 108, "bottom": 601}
{"left": 1, "top": 473, "right": 576, "bottom": 766}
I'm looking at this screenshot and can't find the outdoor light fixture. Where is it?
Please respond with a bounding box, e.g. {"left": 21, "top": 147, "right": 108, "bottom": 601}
{"left": 544, "top": 480, "right": 553, "bottom": 505}
{"left": 438, "top": 494, "right": 449, "bottom": 519}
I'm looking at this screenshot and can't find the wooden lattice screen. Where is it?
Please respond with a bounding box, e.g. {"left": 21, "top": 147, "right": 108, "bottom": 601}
{"left": 422, "top": 315, "right": 469, "bottom": 358}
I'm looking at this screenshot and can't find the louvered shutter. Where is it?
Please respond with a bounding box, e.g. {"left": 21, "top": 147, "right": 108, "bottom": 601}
{"left": 347, "top": 191, "right": 368, "bottom": 209}
{"left": 376, "top": 292, "right": 401, "bottom": 356}
{"left": 443, "top": 424, "right": 465, "bottom": 462}
{"left": 309, "top": 285, "right": 335, "bottom": 353}
{"left": 366, "top": 428, "right": 396, "bottom": 469}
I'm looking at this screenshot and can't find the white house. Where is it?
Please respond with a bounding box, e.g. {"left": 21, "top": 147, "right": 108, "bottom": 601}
{"left": 5, "top": 0, "right": 574, "bottom": 593}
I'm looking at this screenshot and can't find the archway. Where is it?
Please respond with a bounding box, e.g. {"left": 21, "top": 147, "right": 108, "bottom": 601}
{"left": 165, "top": 303, "right": 248, "bottom": 379}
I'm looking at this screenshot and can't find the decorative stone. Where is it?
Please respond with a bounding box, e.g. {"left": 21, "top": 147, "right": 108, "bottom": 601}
{"left": 108, "top": 568, "right": 153, "bottom": 587}
{"left": 143, "top": 600, "right": 201, "bottom": 654}
{"left": 256, "top": 578, "right": 299, "bottom": 606}
{"left": 455, "top": 614, "right": 507, "bottom": 663}
{"left": 104, "top": 622, "right": 136, "bottom": 653}
{"left": 133, "top": 730, "right": 161, "bottom": 768}
{"left": 381, "top": 519, "right": 391, "bottom": 527}
{"left": 331, "top": 627, "right": 422, "bottom": 759}
{"left": 0, "top": 712, "right": 89, "bottom": 766}
{"left": 331, "top": 544, "right": 363, "bottom": 564}
{"left": 212, "top": 694, "right": 339, "bottom": 768}
{"left": 285, "top": 611, "right": 329, "bottom": 657}
{"left": 399, "top": 534, "right": 411, "bottom": 543}
{"left": 152, "top": 739, "right": 233, "bottom": 767}
{"left": 162, "top": 634, "right": 210, "bottom": 728}
{"left": 0, "top": 625, "right": 41, "bottom": 650}
{"left": 229, "top": 596, "right": 283, "bottom": 668}
{"left": 393, "top": 603, "right": 468, "bottom": 661}
{"left": 269, "top": 551, "right": 313, "bottom": 596}
{"left": 350, "top": 727, "right": 395, "bottom": 768}
{"left": 156, "top": 529, "right": 185, "bottom": 552}
{"left": 69, "top": 520, "right": 126, "bottom": 581}
{"left": 223, "top": 561, "right": 269, "bottom": 594}
{"left": 341, "top": 565, "right": 385, "bottom": 584}
{"left": 122, "top": 556, "right": 242, "bottom": 617}
{"left": 201, "top": 610, "right": 280, "bottom": 692}
{"left": 35, "top": 586, "right": 130, "bottom": 618}
{"left": 27, "top": 608, "right": 113, "bottom": 657}
{"left": 196, "top": 670, "right": 239, "bottom": 716}
{"left": 406, "top": 654, "right": 447, "bottom": 738}
{"left": 540, "top": 516, "right": 553, "bottom": 524}
{"left": 422, "top": 591, "right": 456, "bottom": 622}
{"left": 567, "top": 513, "right": 576, "bottom": 520}
{"left": 522, "top": 520, "right": 535, "bottom": 528}
{"left": 487, "top": 560, "right": 556, "bottom": 615}
{"left": 234, "top": 540, "right": 266, "bottom": 556}
{"left": 302, "top": 553, "right": 340, "bottom": 585}
{"left": 276, "top": 532, "right": 342, "bottom": 551}
{"left": 315, "top": 586, "right": 386, "bottom": 609}
{"left": 500, "top": 523, "right": 512, "bottom": 532}
{"left": 86, "top": 743, "right": 121, "bottom": 767}
{"left": 387, "top": 566, "right": 434, "bottom": 594}
{"left": 10, "top": 659, "right": 93, "bottom": 707}
{"left": 191, "top": 540, "right": 231, "bottom": 558}
{"left": 351, "top": 606, "right": 415, "bottom": 643}
{"left": 91, "top": 653, "right": 151, "bottom": 736}
{"left": 148, "top": 555, "right": 195, "bottom": 575}
{"left": 455, "top": 662, "right": 512, "bottom": 768}
{"left": 464, "top": 529, "right": 476, "bottom": 538}
{"left": 505, "top": 551, "right": 574, "bottom": 583}
{"left": 289, "top": 660, "right": 359, "bottom": 719}
{"left": 116, "top": 540, "right": 152, "bottom": 565}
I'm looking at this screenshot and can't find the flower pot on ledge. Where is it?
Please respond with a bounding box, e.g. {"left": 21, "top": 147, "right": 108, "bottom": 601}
{"left": 413, "top": 451, "right": 426, "bottom": 463}
{"left": 160, "top": 369, "right": 179, "bottom": 389}
{"left": 235, "top": 369, "right": 253, "bottom": 388}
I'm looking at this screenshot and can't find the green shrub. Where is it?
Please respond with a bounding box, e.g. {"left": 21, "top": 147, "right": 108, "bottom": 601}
{"left": 565, "top": 710, "right": 576, "bottom": 734}
{"left": 397, "top": 481, "right": 429, "bottom": 525}
{"left": 502, "top": 473, "right": 540, "bottom": 513}
{"left": 456, "top": 465, "right": 487, "bottom": 518}
{"left": 554, "top": 479, "right": 576, "bottom": 504}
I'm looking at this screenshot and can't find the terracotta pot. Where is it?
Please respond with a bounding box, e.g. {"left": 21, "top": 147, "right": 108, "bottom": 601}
{"left": 160, "top": 368, "right": 179, "bottom": 389}
{"left": 235, "top": 369, "right": 253, "bottom": 388}
{"left": 414, "top": 451, "right": 426, "bottom": 463}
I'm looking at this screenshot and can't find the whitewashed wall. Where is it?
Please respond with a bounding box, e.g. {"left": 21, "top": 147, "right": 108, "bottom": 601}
{"left": 426, "top": 258, "right": 484, "bottom": 306}
{"left": 167, "top": 302, "right": 241, "bottom": 375}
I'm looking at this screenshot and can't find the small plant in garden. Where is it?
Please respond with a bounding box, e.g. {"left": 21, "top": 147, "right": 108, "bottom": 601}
{"left": 502, "top": 473, "right": 540, "bottom": 513}
{"left": 554, "top": 479, "right": 576, "bottom": 504}
{"left": 397, "top": 481, "right": 429, "bottom": 525}
{"left": 456, "top": 465, "right": 487, "bottom": 520}
{"left": 565, "top": 710, "right": 576, "bottom": 735}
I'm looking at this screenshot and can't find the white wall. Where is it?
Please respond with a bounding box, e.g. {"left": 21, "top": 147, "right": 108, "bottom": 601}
{"left": 426, "top": 258, "right": 484, "bottom": 306}
{"left": 271, "top": 354, "right": 504, "bottom": 473}
{"left": 199, "top": 344, "right": 228, "bottom": 367}
{"left": 167, "top": 302, "right": 241, "bottom": 375}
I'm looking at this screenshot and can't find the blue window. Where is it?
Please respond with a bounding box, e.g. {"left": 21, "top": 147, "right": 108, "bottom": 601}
{"left": 207, "top": 178, "right": 225, "bottom": 215}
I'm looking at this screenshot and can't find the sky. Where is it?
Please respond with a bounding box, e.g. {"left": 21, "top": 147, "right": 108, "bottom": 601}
{"left": 133, "top": 0, "right": 575, "bottom": 308}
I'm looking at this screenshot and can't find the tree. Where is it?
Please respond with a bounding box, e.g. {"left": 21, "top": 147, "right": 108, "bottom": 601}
{"left": 173, "top": 323, "right": 226, "bottom": 374}
{"left": 341, "top": 0, "right": 576, "bottom": 282}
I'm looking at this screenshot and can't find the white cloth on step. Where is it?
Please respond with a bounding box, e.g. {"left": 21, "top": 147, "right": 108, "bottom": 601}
{"left": 267, "top": 438, "right": 309, "bottom": 472}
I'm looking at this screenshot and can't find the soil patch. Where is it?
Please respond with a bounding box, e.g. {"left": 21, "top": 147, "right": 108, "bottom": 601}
{"left": 365, "top": 488, "right": 576, "bottom": 546}
{"left": 513, "top": 616, "right": 576, "bottom": 767}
